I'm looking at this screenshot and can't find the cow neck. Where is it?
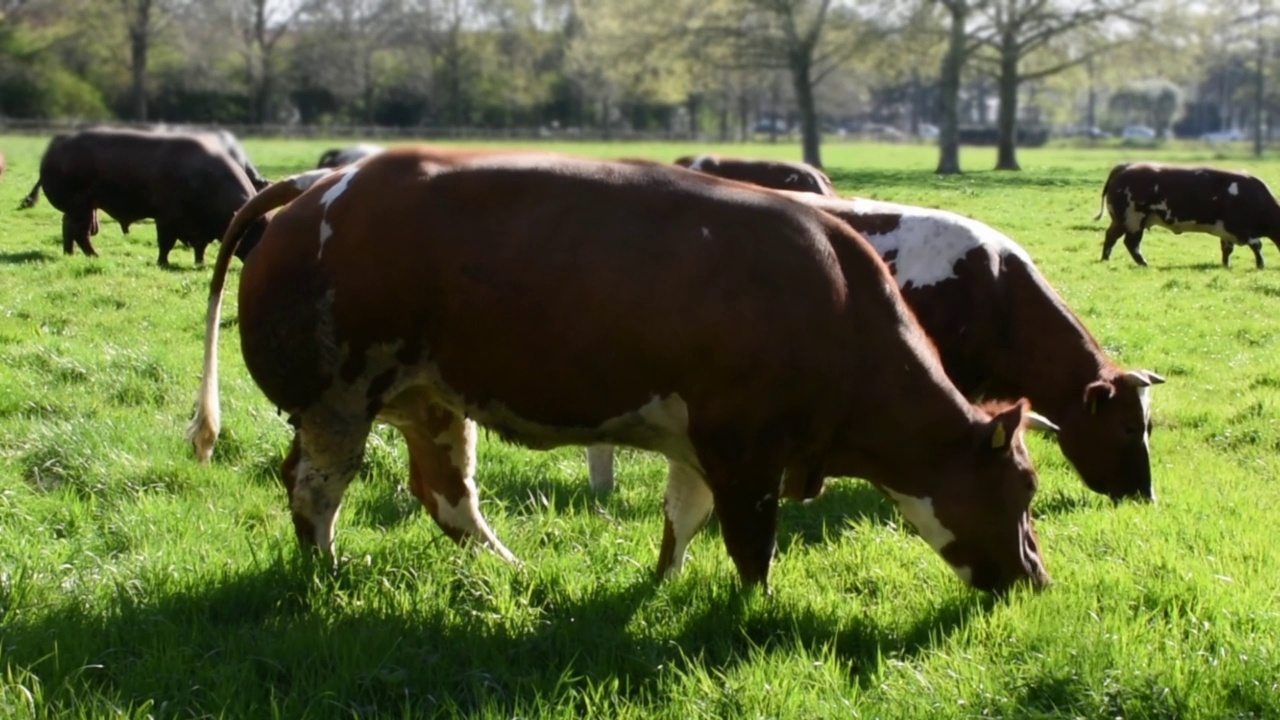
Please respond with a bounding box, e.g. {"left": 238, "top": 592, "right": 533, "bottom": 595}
{"left": 998, "top": 256, "right": 1112, "bottom": 421}
{"left": 819, "top": 235, "right": 977, "bottom": 491}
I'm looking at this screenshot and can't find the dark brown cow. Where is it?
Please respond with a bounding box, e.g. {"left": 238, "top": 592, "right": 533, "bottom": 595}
{"left": 673, "top": 154, "right": 837, "bottom": 197}
{"left": 188, "top": 148, "right": 1055, "bottom": 593}
{"left": 1095, "top": 162, "right": 1280, "bottom": 268}
{"left": 19, "top": 128, "right": 267, "bottom": 265}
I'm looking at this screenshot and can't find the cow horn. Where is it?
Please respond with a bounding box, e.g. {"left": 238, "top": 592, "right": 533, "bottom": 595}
{"left": 1122, "top": 370, "right": 1165, "bottom": 387}
{"left": 1025, "top": 411, "right": 1060, "bottom": 435}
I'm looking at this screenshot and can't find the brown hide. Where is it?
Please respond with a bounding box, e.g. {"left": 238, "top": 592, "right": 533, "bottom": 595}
{"left": 1097, "top": 162, "right": 1280, "bottom": 268}
{"left": 674, "top": 154, "right": 838, "bottom": 197}
{"left": 215, "top": 148, "right": 1048, "bottom": 593}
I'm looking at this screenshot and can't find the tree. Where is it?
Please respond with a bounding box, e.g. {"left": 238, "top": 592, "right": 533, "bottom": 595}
{"left": 974, "top": 0, "right": 1149, "bottom": 170}
{"left": 700, "top": 0, "right": 871, "bottom": 168}
{"left": 117, "top": 0, "right": 170, "bottom": 120}
{"left": 934, "top": 0, "right": 986, "bottom": 174}
{"left": 228, "top": 0, "right": 304, "bottom": 123}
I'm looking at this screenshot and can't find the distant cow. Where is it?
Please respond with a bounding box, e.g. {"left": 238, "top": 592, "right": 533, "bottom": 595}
{"left": 1095, "top": 162, "right": 1280, "bottom": 268}
{"left": 207, "top": 129, "right": 271, "bottom": 191}
{"left": 188, "top": 148, "right": 1053, "bottom": 593}
{"left": 316, "top": 143, "right": 384, "bottom": 169}
{"left": 674, "top": 154, "right": 837, "bottom": 197}
{"left": 588, "top": 194, "right": 1164, "bottom": 503}
{"left": 20, "top": 128, "right": 268, "bottom": 265}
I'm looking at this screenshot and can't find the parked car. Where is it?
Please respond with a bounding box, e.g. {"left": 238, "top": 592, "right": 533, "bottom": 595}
{"left": 1121, "top": 125, "right": 1156, "bottom": 141}
{"left": 1202, "top": 128, "right": 1245, "bottom": 143}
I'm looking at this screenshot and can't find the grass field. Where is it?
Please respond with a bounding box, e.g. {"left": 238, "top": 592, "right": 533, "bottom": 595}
{"left": 1, "top": 134, "right": 1278, "bottom": 719}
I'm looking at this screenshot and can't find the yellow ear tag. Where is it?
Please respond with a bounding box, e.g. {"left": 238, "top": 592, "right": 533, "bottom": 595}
{"left": 991, "top": 422, "right": 1008, "bottom": 449}
{"left": 1089, "top": 396, "right": 1098, "bottom": 415}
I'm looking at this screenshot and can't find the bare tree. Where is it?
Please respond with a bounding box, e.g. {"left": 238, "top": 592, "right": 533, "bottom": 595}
{"left": 698, "top": 0, "right": 870, "bottom": 168}
{"left": 975, "top": 0, "right": 1147, "bottom": 170}
{"left": 230, "top": 0, "right": 305, "bottom": 123}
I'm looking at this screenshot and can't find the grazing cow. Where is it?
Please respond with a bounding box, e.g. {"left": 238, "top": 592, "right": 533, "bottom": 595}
{"left": 188, "top": 148, "right": 1054, "bottom": 593}
{"left": 674, "top": 154, "right": 837, "bottom": 197}
{"left": 20, "top": 128, "right": 268, "bottom": 265}
{"left": 588, "top": 193, "right": 1165, "bottom": 503}
{"left": 207, "top": 129, "right": 271, "bottom": 191}
{"left": 1095, "top": 162, "right": 1280, "bottom": 268}
{"left": 316, "top": 143, "right": 384, "bottom": 169}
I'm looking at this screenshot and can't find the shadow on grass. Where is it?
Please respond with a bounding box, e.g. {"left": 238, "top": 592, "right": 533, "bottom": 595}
{"left": 777, "top": 479, "right": 898, "bottom": 551}
{"left": 827, "top": 168, "right": 1101, "bottom": 196}
{"left": 0, "top": 249, "right": 57, "bottom": 264}
{"left": 5, "top": 550, "right": 991, "bottom": 718}
{"left": 1150, "top": 262, "right": 1226, "bottom": 272}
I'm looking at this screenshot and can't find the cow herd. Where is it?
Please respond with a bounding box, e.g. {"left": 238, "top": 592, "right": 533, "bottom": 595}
{"left": 15, "top": 126, "right": 1280, "bottom": 598}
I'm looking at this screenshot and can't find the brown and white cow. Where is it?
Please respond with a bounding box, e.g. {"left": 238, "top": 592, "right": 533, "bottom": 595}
{"left": 188, "top": 147, "right": 1054, "bottom": 593}
{"left": 674, "top": 154, "right": 837, "bottom": 197}
{"left": 589, "top": 192, "right": 1164, "bottom": 503}
{"left": 1095, "top": 162, "right": 1280, "bottom": 268}
{"left": 19, "top": 128, "right": 268, "bottom": 265}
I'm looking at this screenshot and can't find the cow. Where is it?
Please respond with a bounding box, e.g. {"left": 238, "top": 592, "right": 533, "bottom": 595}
{"left": 1094, "top": 162, "right": 1280, "bottom": 268}
{"left": 316, "top": 143, "right": 384, "bottom": 169}
{"left": 589, "top": 191, "right": 1165, "bottom": 503}
{"left": 20, "top": 126, "right": 270, "bottom": 207}
{"left": 186, "top": 147, "right": 1055, "bottom": 593}
{"left": 19, "top": 127, "right": 268, "bottom": 265}
{"left": 674, "top": 154, "right": 837, "bottom": 197}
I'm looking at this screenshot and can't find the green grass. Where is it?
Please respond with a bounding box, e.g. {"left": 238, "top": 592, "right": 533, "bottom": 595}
{"left": 1, "top": 134, "right": 1278, "bottom": 718}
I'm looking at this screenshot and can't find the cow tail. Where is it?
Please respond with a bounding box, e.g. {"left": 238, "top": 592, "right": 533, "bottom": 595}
{"left": 1094, "top": 165, "right": 1124, "bottom": 221}
{"left": 18, "top": 180, "right": 41, "bottom": 209}
{"left": 186, "top": 169, "right": 335, "bottom": 463}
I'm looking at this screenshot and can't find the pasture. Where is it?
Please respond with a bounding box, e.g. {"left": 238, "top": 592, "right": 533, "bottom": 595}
{"left": 0, "top": 135, "right": 1277, "bottom": 718}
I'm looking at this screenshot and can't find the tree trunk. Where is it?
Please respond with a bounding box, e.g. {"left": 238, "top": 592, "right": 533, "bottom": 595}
{"left": 936, "top": 1, "right": 966, "bottom": 175}
{"left": 994, "top": 35, "right": 1021, "bottom": 171}
{"left": 128, "top": 0, "right": 151, "bottom": 122}
{"left": 790, "top": 52, "right": 822, "bottom": 168}
{"left": 687, "top": 93, "right": 701, "bottom": 139}
{"left": 1255, "top": 36, "right": 1265, "bottom": 158}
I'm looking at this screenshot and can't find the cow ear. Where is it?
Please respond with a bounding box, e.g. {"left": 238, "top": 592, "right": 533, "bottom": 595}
{"left": 673, "top": 155, "right": 694, "bottom": 167}
{"left": 986, "top": 400, "right": 1027, "bottom": 452}
{"left": 1084, "top": 381, "right": 1117, "bottom": 415}
{"left": 1122, "top": 369, "right": 1166, "bottom": 387}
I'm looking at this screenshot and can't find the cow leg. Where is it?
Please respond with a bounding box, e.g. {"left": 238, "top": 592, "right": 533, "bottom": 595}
{"left": 396, "top": 403, "right": 516, "bottom": 563}
{"left": 155, "top": 223, "right": 179, "bottom": 267}
{"left": 1247, "top": 239, "right": 1264, "bottom": 269}
{"left": 192, "top": 240, "right": 210, "bottom": 265}
{"left": 697, "top": 446, "right": 785, "bottom": 587}
{"left": 586, "top": 444, "right": 615, "bottom": 493}
{"left": 1122, "top": 230, "right": 1148, "bottom": 266}
{"left": 62, "top": 212, "right": 98, "bottom": 257}
{"left": 1219, "top": 239, "right": 1235, "bottom": 268}
{"left": 1101, "top": 223, "right": 1124, "bottom": 261}
{"left": 655, "top": 459, "right": 714, "bottom": 579}
{"left": 280, "top": 416, "right": 370, "bottom": 559}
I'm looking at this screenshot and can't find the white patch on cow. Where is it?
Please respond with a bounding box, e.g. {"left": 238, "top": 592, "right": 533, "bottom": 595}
{"left": 882, "top": 487, "right": 972, "bottom": 582}
{"left": 318, "top": 220, "right": 334, "bottom": 255}
{"left": 289, "top": 169, "right": 333, "bottom": 193}
{"left": 316, "top": 165, "right": 361, "bottom": 258}
{"left": 786, "top": 173, "right": 799, "bottom": 184}
{"left": 1229, "top": 182, "right": 1240, "bottom": 196}
{"left": 1154, "top": 184, "right": 1159, "bottom": 193}
{"left": 688, "top": 155, "right": 711, "bottom": 171}
{"left": 288, "top": 454, "right": 351, "bottom": 558}
{"left": 321, "top": 164, "right": 360, "bottom": 209}
{"left": 848, "top": 197, "right": 1031, "bottom": 290}
{"left": 701, "top": 226, "right": 711, "bottom": 239}
{"left": 662, "top": 460, "right": 715, "bottom": 577}
{"left": 1137, "top": 384, "right": 1155, "bottom": 501}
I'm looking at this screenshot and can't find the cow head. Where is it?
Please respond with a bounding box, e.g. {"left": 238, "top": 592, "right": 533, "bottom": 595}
{"left": 882, "top": 400, "right": 1053, "bottom": 593}
{"left": 1057, "top": 369, "right": 1165, "bottom": 502}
